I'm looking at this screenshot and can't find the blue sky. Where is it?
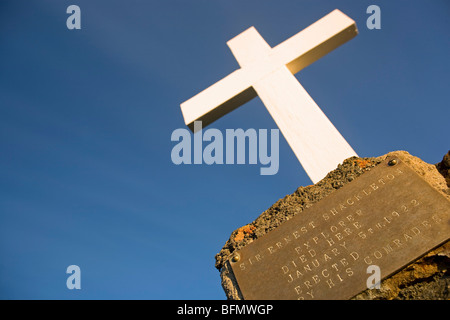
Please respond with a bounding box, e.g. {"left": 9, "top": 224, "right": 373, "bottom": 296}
{"left": 0, "top": 1, "right": 448, "bottom": 299}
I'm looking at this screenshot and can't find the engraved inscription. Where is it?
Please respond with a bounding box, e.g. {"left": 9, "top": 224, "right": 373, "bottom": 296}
{"left": 230, "top": 158, "right": 450, "bottom": 300}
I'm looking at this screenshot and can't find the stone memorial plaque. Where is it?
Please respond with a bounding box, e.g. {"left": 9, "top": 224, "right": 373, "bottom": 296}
{"left": 229, "top": 157, "right": 450, "bottom": 300}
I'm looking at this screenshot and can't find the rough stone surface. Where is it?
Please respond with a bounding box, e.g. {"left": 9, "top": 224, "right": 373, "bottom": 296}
{"left": 437, "top": 151, "right": 450, "bottom": 189}
{"left": 215, "top": 151, "right": 450, "bottom": 300}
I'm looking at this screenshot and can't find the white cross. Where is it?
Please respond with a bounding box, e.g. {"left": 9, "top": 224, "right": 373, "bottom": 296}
{"left": 180, "top": 9, "right": 358, "bottom": 183}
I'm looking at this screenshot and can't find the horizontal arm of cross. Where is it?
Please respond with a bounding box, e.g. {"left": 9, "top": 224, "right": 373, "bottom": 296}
{"left": 180, "top": 9, "right": 357, "bottom": 131}
{"left": 180, "top": 69, "right": 256, "bottom": 132}
{"left": 272, "top": 9, "right": 357, "bottom": 74}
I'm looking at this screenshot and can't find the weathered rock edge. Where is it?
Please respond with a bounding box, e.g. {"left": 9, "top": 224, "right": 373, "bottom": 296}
{"left": 215, "top": 150, "right": 450, "bottom": 300}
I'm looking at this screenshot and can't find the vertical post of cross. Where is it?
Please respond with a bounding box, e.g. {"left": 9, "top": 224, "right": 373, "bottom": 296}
{"left": 181, "top": 9, "right": 359, "bottom": 183}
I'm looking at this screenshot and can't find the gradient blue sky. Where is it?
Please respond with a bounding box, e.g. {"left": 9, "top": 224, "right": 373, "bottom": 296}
{"left": 0, "top": 1, "right": 448, "bottom": 299}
